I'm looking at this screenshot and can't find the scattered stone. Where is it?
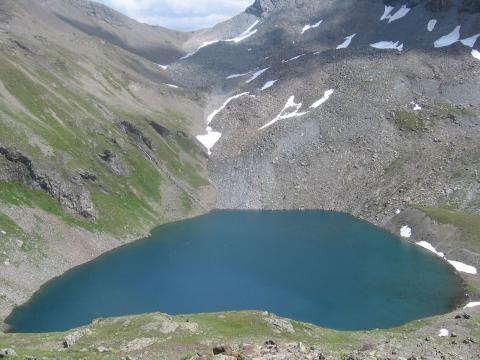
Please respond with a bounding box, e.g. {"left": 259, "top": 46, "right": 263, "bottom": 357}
{"left": 241, "top": 343, "right": 259, "bottom": 356}
{"left": 140, "top": 314, "right": 178, "bottom": 334}
{"left": 0, "top": 348, "right": 16, "bottom": 357}
{"left": 121, "top": 338, "right": 157, "bottom": 352}
{"left": 97, "top": 345, "right": 108, "bottom": 353}
{"left": 63, "top": 328, "right": 93, "bottom": 348}
{"left": 213, "top": 345, "right": 233, "bottom": 355}
{"left": 263, "top": 316, "right": 295, "bottom": 333}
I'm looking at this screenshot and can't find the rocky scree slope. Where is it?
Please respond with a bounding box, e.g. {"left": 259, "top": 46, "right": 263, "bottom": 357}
{"left": 0, "top": 0, "right": 220, "bottom": 321}
{"left": 170, "top": 0, "right": 480, "bottom": 283}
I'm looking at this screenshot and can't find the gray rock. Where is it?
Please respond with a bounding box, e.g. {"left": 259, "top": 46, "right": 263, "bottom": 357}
{"left": 0, "top": 348, "right": 17, "bottom": 357}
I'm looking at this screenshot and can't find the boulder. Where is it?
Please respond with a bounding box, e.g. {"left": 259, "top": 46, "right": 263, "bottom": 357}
{"left": 0, "top": 348, "right": 17, "bottom": 357}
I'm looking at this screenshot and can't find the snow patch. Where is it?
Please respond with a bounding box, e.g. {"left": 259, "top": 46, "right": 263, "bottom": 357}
{"left": 225, "top": 20, "right": 260, "bottom": 43}
{"left": 198, "top": 92, "right": 250, "bottom": 155}
{"left": 226, "top": 72, "right": 251, "bottom": 79}
{"left": 207, "top": 92, "right": 250, "bottom": 124}
{"left": 180, "top": 21, "right": 260, "bottom": 60}
{"left": 180, "top": 40, "right": 219, "bottom": 59}
{"left": 310, "top": 89, "right": 334, "bottom": 108}
{"left": 427, "top": 19, "right": 437, "bottom": 32}
{"left": 460, "top": 33, "right": 480, "bottom": 48}
{"left": 395, "top": 209, "right": 401, "bottom": 214}
{"left": 438, "top": 329, "right": 449, "bottom": 337}
{"left": 157, "top": 64, "right": 168, "bottom": 70}
{"left": 166, "top": 84, "right": 179, "bottom": 89}
{"left": 448, "top": 260, "right": 477, "bottom": 275}
{"left": 260, "top": 80, "right": 278, "bottom": 91}
{"left": 434, "top": 26, "right": 461, "bottom": 48}
{"left": 380, "top": 6, "right": 394, "bottom": 20}
{"left": 0, "top": 230, "right": 6, "bottom": 235}
{"left": 282, "top": 54, "right": 307, "bottom": 63}
{"left": 411, "top": 101, "right": 422, "bottom": 111}
{"left": 301, "top": 20, "right": 322, "bottom": 34}
{"left": 384, "top": 5, "right": 411, "bottom": 23}
{"left": 196, "top": 127, "right": 222, "bottom": 155}
{"left": 464, "top": 302, "right": 480, "bottom": 309}
{"left": 258, "top": 96, "right": 308, "bottom": 130}
{"left": 246, "top": 67, "right": 270, "bottom": 83}
{"left": 400, "top": 225, "right": 412, "bottom": 238}
{"left": 336, "top": 34, "right": 356, "bottom": 49}
{"left": 473, "top": 49, "right": 480, "bottom": 60}
{"left": 416, "top": 241, "right": 445, "bottom": 258}
{"left": 370, "top": 41, "right": 404, "bottom": 51}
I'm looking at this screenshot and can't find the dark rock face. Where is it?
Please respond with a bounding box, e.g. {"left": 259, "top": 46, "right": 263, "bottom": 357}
{"left": 0, "top": 147, "right": 96, "bottom": 219}
{"left": 97, "top": 149, "right": 128, "bottom": 176}
{"left": 118, "top": 121, "right": 154, "bottom": 151}
{"left": 246, "top": 0, "right": 293, "bottom": 16}
{"left": 149, "top": 121, "right": 172, "bottom": 137}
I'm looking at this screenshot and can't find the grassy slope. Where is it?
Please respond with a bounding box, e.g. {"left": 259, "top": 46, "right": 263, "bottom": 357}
{"left": 0, "top": 310, "right": 477, "bottom": 359}
{"left": 0, "top": 36, "right": 209, "bottom": 239}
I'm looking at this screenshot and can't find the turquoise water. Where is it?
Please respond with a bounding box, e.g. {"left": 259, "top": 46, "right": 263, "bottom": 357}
{"left": 6, "top": 210, "right": 464, "bottom": 333}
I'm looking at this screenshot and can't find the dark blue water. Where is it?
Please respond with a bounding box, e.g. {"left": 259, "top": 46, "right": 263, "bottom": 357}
{"left": 6, "top": 211, "right": 464, "bottom": 333}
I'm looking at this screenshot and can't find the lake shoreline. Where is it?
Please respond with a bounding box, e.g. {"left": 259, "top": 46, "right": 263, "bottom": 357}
{"left": 1, "top": 207, "right": 473, "bottom": 334}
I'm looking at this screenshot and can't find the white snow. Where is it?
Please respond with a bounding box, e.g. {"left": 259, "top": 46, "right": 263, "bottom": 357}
{"left": 198, "top": 92, "right": 250, "bottom": 155}
{"left": 411, "top": 101, "right": 422, "bottom": 111}
{"left": 0, "top": 230, "right": 5, "bottom": 235}
{"left": 448, "top": 260, "right": 478, "bottom": 275}
{"left": 438, "top": 329, "right": 449, "bottom": 337}
{"left": 380, "top": 6, "right": 394, "bottom": 20}
{"left": 473, "top": 49, "right": 480, "bottom": 60}
{"left": 310, "top": 89, "right": 334, "bottom": 108}
{"left": 282, "top": 54, "right": 306, "bottom": 63}
{"left": 460, "top": 33, "right": 480, "bottom": 48}
{"left": 464, "top": 302, "right": 480, "bottom": 309}
{"left": 395, "top": 209, "right": 401, "bottom": 215}
{"left": 427, "top": 19, "right": 437, "bottom": 32}
{"left": 207, "top": 92, "right": 250, "bottom": 124}
{"left": 225, "top": 20, "right": 260, "bottom": 43}
{"left": 370, "top": 41, "right": 404, "bottom": 51}
{"left": 434, "top": 26, "right": 461, "bottom": 48}
{"left": 385, "top": 5, "right": 411, "bottom": 23}
{"left": 400, "top": 225, "right": 412, "bottom": 238}
{"left": 415, "top": 241, "right": 477, "bottom": 274}
{"left": 180, "top": 40, "right": 219, "bottom": 60}
{"left": 226, "top": 72, "right": 251, "bottom": 79}
{"left": 246, "top": 67, "right": 270, "bottom": 83}
{"left": 336, "top": 34, "right": 356, "bottom": 49}
{"left": 196, "top": 127, "right": 222, "bottom": 155}
{"left": 258, "top": 96, "right": 308, "bottom": 130}
{"left": 180, "top": 21, "right": 260, "bottom": 60}
{"left": 260, "top": 80, "right": 278, "bottom": 91}
{"left": 157, "top": 64, "right": 168, "bottom": 70}
{"left": 166, "top": 84, "right": 179, "bottom": 89}
{"left": 416, "top": 241, "right": 446, "bottom": 258}
{"left": 301, "top": 20, "right": 322, "bottom": 34}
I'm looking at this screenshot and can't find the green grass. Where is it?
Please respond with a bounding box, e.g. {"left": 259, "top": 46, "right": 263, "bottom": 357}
{"left": 413, "top": 206, "right": 480, "bottom": 295}
{"left": 392, "top": 110, "right": 424, "bottom": 131}
{"left": 0, "top": 182, "right": 94, "bottom": 230}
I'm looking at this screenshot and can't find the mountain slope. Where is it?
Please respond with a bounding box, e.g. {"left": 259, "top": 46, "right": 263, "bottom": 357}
{"left": 0, "top": 0, "right": 216, "bottom": 319}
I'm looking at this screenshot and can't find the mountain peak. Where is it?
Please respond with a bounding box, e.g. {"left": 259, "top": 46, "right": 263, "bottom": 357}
{"left": 246, "top": 0, "right": 298, "bottom": 16}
